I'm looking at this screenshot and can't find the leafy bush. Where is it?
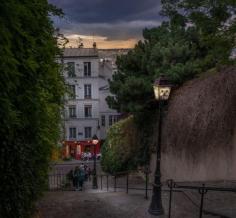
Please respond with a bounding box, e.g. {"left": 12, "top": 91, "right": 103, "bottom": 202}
{"left": 0, "top": 1, "right": 64, "bottom": 217}
{"left": 101, "top": 116, "right": 150, "bottom": 174}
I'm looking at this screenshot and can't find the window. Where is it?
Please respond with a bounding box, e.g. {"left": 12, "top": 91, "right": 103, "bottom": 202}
{"left": 84, "top": 127, "right": 92, "bottom": 138}
{"left": 101, "top": 115, "right": 106, "bottom": 127}
{"left": 69, "top": 127, "right": 76, "bottom": 139}
{"left": 84, "top": 84, "right": 91, "bottom": 99}
{"left": 67, "top": 62, "right": 75, "bottom": 77}
{"left": 68, "top": 85, "right": 76, "bottom": 99}
{"left": 113, "top": 115, "right": 119, "bottom": 123}
{"left": 109, "top": 115, "right": 113, "bottom": 126}
{"left": 84, "top": 105, "right": 92, "bottom": 118}
{"left": 69, "top": 105, "right": 76, "bottom": 118}
{"left": 84, "top": 62, "right": 91, "bottom": 77}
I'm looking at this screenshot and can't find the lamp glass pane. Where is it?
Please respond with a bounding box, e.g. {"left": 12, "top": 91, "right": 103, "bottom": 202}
{"left": 159, "top": 87, "right": 171, "bottom": 100}
{"left": 92, "top": 139, "right": 99, "bottom": 145}
{"left": 153, "top": 85, "right": 160, "bottom": 100}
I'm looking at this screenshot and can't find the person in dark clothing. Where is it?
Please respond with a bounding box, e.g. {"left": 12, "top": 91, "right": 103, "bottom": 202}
{"left": 67, "top": 169, "right": 76, "bottom": 188}
{"left": 84, "top": 164, "right": 88, "bottom": 181}
{"left": 74, "top": 166, "right": 85, "bottom": 191}
{"left": 73, "top": 166, "right": 80, "bottom": 190}
{"left": 87, "top": 167, "right": 91, "bottom": 181}
{"left": 79, "top": 167, "right": 85, "bottom": 190}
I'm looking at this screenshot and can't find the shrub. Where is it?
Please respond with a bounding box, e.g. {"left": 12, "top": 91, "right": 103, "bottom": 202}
{"left": 0, "top": 1, "right": 64, "bottom": 217}
{"left": 101, "top": 116, "right": 144, "bottom": 174}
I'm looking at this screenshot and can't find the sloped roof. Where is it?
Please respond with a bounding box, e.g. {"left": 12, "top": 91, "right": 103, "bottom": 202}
{"left": 63, "top": 48, "right": 99, "bottom": 57}
{"left": 99, "top": 85, "right": 109, "bottom": 91}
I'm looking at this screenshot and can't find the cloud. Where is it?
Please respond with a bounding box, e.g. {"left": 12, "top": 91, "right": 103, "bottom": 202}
{"left": 54, "top": 19, "right": 162, "bottom": 40}
{"left": 49, "top": 0, "right": 164, "bottom": 47}
{"left": 49, "top": 0, "right": 162, "bottom": 23}
{"left": 65, "top": 34, "right": 138, "bottom": 49}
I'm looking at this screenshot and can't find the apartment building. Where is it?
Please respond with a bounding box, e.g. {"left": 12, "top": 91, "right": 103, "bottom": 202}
{"left": 61, "top": 47, "right": 120, "bottom": 143}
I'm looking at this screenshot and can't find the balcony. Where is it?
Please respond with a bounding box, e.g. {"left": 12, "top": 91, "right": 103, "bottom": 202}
{"left": 84, "top": 95, "right": 92, "bottom": 99}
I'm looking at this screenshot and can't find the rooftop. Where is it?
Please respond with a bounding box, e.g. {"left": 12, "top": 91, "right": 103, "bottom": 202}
{"left": 63, "top": 48, "right": 99, "bottom": 58}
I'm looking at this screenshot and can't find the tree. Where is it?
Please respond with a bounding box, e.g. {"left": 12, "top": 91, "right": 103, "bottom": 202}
{"left": 107, "top": 23, "right": 200, "bottom": 114}
{"left": 106, "top": 0, "right": 236, "bottom": 168}
{"left": 161, "top": 0, "right": 236, "bottom": 65}
{"left": 107, "top": 1, "right": 236, "bottom": 114}
{"left": 0, "top": 1, "right": 64, "bottom": 217}
{"left": 107, "top": 40, "right": 154, "bottom": 114}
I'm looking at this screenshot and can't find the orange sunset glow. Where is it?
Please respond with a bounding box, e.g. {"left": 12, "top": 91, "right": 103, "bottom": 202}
{"left": 65, "top": 34, "right": 137, "bottom": 49}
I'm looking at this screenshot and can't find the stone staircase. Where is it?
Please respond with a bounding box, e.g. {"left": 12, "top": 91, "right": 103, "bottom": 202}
{"left": 182, "top": 190, "right": 232, "bottom": 218}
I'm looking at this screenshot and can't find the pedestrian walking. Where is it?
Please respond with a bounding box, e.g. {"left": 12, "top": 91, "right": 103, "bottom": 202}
{"left": 84, "top": 164, "right": 88, "bottom": 181}
{"left": 73, "top": 166, "right": 79, "bottom": 190}
{"left": 79, "top": 166, "right": 85, "bottom": 190}
{"left": 80, "top": 163, "right": 85, "bottom": 170}
{"left": 67, "top": 169, "right": 76, "bottom": 188}
{"left": 64, "top": 170, "right": 75, "bottom": 187}
{"left": 87, "top": 167, "right": 91, "bottom": 181}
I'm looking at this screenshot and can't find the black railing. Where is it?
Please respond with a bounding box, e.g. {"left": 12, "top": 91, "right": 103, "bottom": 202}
{"left": 48, "top": 170, "right": 152, "bottom": 197}
{"left": 167, "top": 179, "right": 236, "bottom": 218}
{"left": 48, "top": 172, "right": 75, "bottom": 191}
{"left": 97, "top": 171, "right": 151, "bottom": 199}
{"left": 48, "top": 171, "right": 236, "bottom": 218}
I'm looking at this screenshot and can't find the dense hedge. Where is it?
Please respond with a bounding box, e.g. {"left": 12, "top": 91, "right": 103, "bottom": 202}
{"left": 101, "top": 116, "right": 152, "bottom": 174}
{"left": 0, "top": 1, "right": 64, "bottom": 217}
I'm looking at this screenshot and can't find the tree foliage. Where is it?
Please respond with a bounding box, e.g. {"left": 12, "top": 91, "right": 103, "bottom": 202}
{"left": 161, "top": 0, "right": 236, "bottom": 65}
{"left": 101, "top": 116, "right": 150, "bottom": 173}
{"left": 0, "top": 1, "right": 64, "bottom": 217}
{"left": 107, "top": 1, "right": 236, "bottom": 114}
{"left": 106, "top": 0, "right": 236, "bottom": 170}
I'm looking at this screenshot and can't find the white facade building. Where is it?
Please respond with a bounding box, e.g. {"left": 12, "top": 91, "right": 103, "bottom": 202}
{"left": 61, "top": 48, "right": 120, "bottom": 141}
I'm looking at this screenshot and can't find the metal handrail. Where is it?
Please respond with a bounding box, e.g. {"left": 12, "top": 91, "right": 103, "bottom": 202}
{"left": 48, "top": 171, "right": 236, "bottom": 218}
{"left": 166, "top": 179, "right": 236, "bottom": 218}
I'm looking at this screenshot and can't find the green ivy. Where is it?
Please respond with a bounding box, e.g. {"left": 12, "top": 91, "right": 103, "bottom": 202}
{"left": 101, "top": 116, "right": 152, "bottom": 174}
{"left": 0, "top": 1, "right": 65, "bottom": 217}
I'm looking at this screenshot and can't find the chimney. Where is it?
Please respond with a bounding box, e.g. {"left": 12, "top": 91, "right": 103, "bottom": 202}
{"left": 93, "top": 42, "right": 97, "bottom": 49}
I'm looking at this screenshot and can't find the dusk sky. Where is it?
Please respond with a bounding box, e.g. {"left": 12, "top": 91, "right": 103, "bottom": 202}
{"left": 49, "top": 0, "right": 164, "bottom": 49}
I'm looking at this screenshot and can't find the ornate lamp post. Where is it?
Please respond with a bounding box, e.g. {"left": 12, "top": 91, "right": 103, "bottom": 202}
{"left": 92, "top": 134, "right": 99, "bottom": 189}
{"left": 148, "top": 75, "right": 172, "bottom": 216}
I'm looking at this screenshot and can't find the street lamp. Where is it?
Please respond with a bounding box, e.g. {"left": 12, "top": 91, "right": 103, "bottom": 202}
{"left": 148, "top": 75, "right": 172, "bottom": 216}
{"left": 92, "top": 134, "right": 99, "bottom": 189}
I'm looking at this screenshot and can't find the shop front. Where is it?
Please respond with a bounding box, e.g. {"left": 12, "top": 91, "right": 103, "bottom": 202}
{"left": 62, "top": 140, "right": 101, "bottom": 160}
